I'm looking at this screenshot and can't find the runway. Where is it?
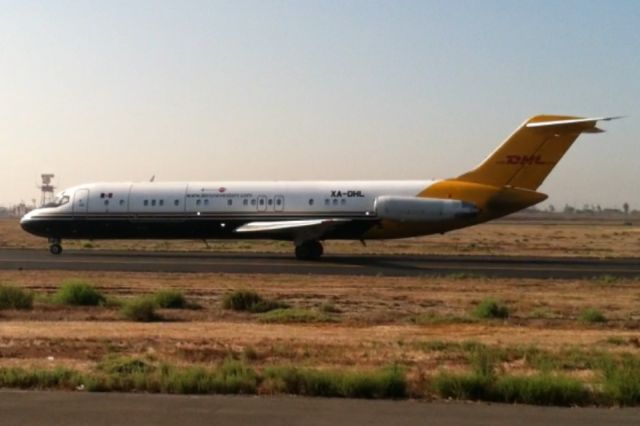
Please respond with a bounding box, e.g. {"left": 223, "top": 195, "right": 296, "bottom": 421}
{"left": 1, "top": 248, "right": 639, "bottom": 278}
{"left": 1, "top": 391, "right": 638, "bottom": 426}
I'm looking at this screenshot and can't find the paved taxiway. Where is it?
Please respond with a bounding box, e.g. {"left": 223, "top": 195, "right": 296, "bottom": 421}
{"left": 1, "top": 248, "right": 639, "bottom": 278}
{"left": 1, "top": 391, "right": 638, "bottom": 426}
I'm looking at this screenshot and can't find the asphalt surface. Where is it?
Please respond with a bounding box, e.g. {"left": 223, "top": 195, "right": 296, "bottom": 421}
{"left": 1, "top": 391, "right": 638, "bottom": 426}
{"left": 1, "top": 248, "right": 640, "bottom": 278}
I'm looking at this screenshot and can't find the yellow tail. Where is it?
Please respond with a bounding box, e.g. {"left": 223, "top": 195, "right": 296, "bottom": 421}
{"left": 419, "top": 115, "right": 618, "bottom": 221}
{"left": 457, "top": 115, "right": 614, "bottom": 190}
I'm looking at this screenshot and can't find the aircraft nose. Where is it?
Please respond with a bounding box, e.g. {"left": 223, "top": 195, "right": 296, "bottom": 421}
{"left": 20, "top": 216, "right": 29, "bottom": 230}
{"left": 19, "top": 210, "right": 51, "bottom": 238}
{"left": 20, "top": 211, "right": 36, "bottom": 232}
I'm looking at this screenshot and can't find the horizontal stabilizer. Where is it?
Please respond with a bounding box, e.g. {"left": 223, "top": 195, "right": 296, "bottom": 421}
{"left": 526, "top": 116, "right": 622, "bottom": 133}
{"left": 526, "top": 116, "right": 621, "bottom": 128}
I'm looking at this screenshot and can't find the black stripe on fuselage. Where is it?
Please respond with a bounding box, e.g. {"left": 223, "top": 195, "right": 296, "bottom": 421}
{"left": 21, "top": 214, "right": 380, "bottom": 241}
{"left": 30, "top": 211, "right": 371, "bottom": 219}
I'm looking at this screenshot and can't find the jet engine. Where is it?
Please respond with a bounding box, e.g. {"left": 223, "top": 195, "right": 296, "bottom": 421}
{"left": 374, "top": 196, "right": 478, "bottom": 222}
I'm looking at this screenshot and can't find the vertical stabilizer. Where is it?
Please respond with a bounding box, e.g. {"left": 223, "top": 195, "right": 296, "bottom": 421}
{"left": 457, "top": 115, "right": 617, "bottom": 190}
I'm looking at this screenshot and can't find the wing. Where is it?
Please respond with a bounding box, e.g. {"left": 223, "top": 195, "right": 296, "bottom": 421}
{"left": 234, "top": 219, "right": 349, "bottom": 244}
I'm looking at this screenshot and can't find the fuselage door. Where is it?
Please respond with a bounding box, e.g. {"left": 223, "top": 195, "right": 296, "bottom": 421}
{"left": 73, "top": 189, "right": 89, "bottom": 213}
{"left": 274, "top": 195, "right": 285, "bottom": 212}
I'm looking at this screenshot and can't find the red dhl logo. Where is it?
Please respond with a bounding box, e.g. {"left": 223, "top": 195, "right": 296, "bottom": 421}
{"left": 499, "top": 155, "right": 550, "bottom": 165}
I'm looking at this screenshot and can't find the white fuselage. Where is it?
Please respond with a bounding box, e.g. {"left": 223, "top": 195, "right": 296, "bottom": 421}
{"left": 26, "top": 180, "right": 436, "bottom": 218}
{"left": 22, "top": 180, "right": 481, "bottom": 250}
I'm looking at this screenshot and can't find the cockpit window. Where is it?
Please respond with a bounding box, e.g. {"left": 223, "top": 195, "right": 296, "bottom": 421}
{"left": 44, "top": 194, "right": 70, "bottom": 208}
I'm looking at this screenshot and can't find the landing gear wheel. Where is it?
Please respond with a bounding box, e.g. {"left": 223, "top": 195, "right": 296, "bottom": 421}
{"left": 49, "top": 244, "right": 63, "bottom": 255}
{"left": 295, "top": 241, "right": 323, "bottom": 261}
{"left": 311, "top": 241, "right": 323, "bottom": 259}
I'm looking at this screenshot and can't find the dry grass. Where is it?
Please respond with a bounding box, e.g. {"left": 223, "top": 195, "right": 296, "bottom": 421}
{"left": 1, "top": 269, "right": 640, "bottom": 403}
{"left": 2, "top": 270, "right": 639, "bottom": 326}
{"left": 3, "top": 218, "right": 640, "bottom": 257}
{"left": 3, "top": 214, "right": 640, "bottom": 401}
{"left": 0, "top": 270, "right": 639, "bottom": 375}
{"left": 3, "top": 270, "right": 640, "bottom": 323}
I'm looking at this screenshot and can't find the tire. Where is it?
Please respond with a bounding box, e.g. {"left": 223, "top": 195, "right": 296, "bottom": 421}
{"left": 49, "top": 244, "right": 63, "bottom": 255}
{"left": 295, "top": 241, "right": 323, "bottom": 260}
{"left": 295, "top": 244, "right": 310, "bottom": 260}
{"left": 310, "top": 241, "right": 323, "bottom": 258}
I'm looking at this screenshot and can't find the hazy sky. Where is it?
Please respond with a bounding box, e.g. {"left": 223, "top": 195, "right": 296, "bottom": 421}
{"left": 1, "top": 1, "right": 638, "bottom": 208}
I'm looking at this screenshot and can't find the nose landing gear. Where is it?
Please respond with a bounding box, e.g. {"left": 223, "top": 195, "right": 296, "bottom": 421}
{"left": 294, "top": 241, "right": 323, "bottom": 261}
{"left": 48, "top": 238, "right": 63, "bottom": 255}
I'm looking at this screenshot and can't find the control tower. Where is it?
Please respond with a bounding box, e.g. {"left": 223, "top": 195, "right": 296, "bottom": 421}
{"left": 39, "top": 174, "right": 55, "bottom": 207}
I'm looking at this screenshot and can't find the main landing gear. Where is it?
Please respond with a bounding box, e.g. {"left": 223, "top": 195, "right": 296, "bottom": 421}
{"left": 294, "top": 241, "right": 323, "bottom": 261}
{"left": 48, "top": 238, "right": 63, "bottom": 255}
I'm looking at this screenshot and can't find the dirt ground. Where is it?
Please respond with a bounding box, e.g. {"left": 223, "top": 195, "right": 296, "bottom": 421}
{"left": 3, "top": 218, "right": 640, "bottom": 257}
{"left": 2, "top": 218, "right": 640, "bottom": 388}
{"left": 1, "top": 270, "right": 639, "bottom": 375}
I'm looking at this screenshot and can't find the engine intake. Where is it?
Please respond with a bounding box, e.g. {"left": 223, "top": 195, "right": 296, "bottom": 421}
{"left": 374, "top": 196, "right": 478, "bottom": 222}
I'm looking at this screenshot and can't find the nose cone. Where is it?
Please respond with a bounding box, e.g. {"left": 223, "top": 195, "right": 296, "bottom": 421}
{"left": 20, "top": 211, "right": 38, "bottom": 235}
{"left": 20, "top": 213, "right": 29, "bottom": 227}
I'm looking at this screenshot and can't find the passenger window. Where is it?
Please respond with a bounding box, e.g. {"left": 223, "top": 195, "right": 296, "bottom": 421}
{"left": 259, "top": 199, "right": 265, "bottom": 206}
{"left": 100, "top": 193, "right": 105, "bottom": 199}
{"left": 227, "top": 199, "right": 233, "bottom": 206}
{"left": 276, "top": 198, "right": 282, "bottom": 206}
{"left": 341, "top": 199, "right": 346, "bottom": 205}
{"left": 144, "top": 200, "right": 148, "bottom": 206}
{"left": 108, "top": 193, "right": 113, "bottom": 198}
{"left": 159, "top": 200, "right": 164, "bottom": 206}
{"left": 204, "top": 199, "right": 209, "bottom": 206}
{"left": 120, "top": 200, "right": 125, "bottom": 206}
{"left": 267, "top": 199, "right": 273, "bottom": 206}
{"left": 151, "top": 200, "right": 156, "bottom": 206}
{"left": 104, "top": 199, "right": 109, "bottom": 206}
{"left": 174, "top": 200, "right": 179, "bottom": 206}
{"left": 243, "top": 199, "right": 248, "bottom": 206}
{"left": 196, "top": 199, "right": 201, "bottom": 206}
{"left": 251, "top": 199, "right": 256, "bottom": 206}
{"left": 308, "top": 199, "right": 314, "bottom": 206}
{"left": 332, "top": 199, "right": 338, "bottom": 205}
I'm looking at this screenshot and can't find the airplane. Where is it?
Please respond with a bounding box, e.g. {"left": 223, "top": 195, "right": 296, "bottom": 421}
{"left": 20, "top": 115, "right": 618, "bottom": 260}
